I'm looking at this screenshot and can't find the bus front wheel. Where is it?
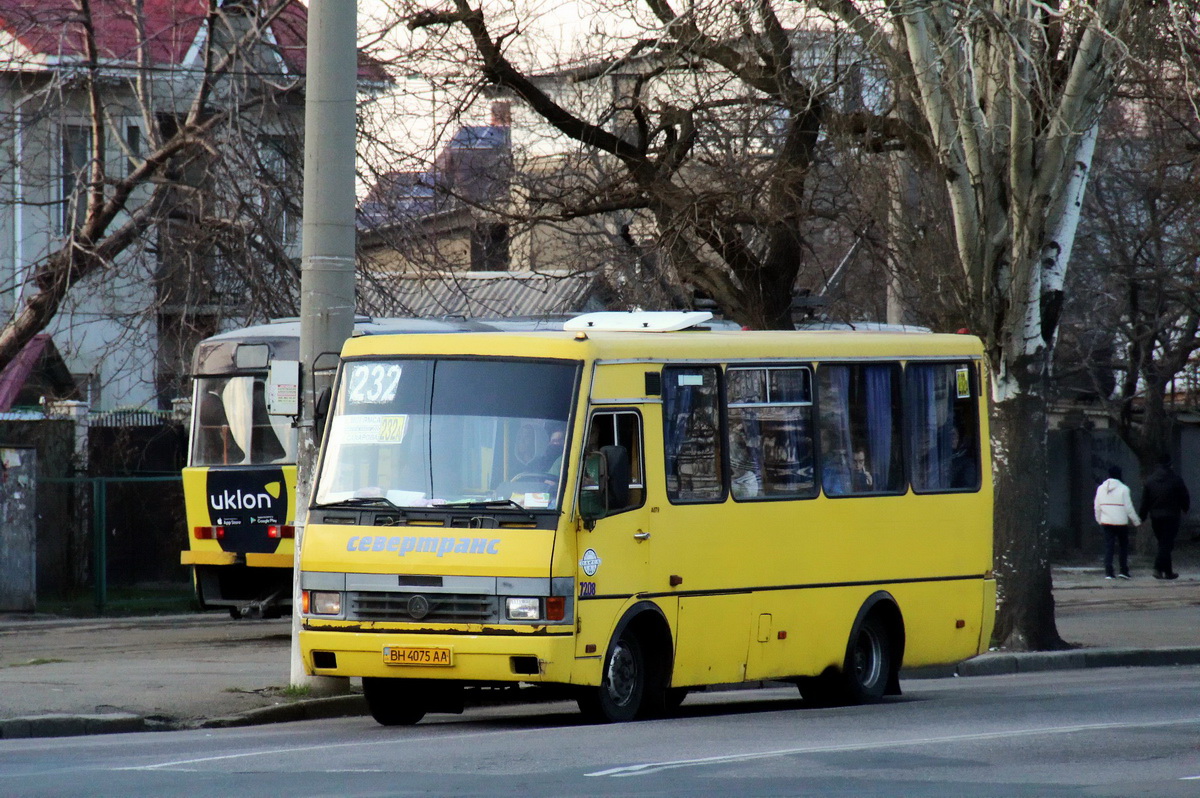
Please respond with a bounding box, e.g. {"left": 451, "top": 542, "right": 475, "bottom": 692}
{"left": 579, "top": 631, "right": 646, "bottom": 723}
{"left": 362, "top": 677, "right": 427, "bottom": 726}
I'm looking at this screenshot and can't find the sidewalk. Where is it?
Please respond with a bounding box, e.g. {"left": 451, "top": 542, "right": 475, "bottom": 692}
{"left": 2, "top": 549, "right": 1198, "bottom": 739}
{"left": 951, "top": 552, "right": 1200, "bottom": 678}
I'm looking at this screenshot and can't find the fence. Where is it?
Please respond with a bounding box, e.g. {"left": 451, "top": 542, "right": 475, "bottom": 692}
{"left": 40, "top": 474, "right": 185, "bottom": 613}
{"left": 1, "top": 408, "right": 188, "bottom": 612}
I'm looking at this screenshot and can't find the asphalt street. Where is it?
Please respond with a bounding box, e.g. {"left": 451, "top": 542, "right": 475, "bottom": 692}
{"left": 1, "top": 544, "right": 1198, "bottom": 738}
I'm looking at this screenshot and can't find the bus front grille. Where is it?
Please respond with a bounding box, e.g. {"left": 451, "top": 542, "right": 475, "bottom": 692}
{"left": 349, "top": 591, "right": 497, "bottom": 623}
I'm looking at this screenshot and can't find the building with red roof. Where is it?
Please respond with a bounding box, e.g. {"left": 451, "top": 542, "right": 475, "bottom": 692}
{"left": 0, "top": 0, "right": 384, "bottom": 413}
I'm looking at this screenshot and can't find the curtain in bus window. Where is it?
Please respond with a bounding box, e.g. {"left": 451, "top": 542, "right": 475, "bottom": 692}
{"left": 663, "top": 367, "right": 722, "bottom": 502}
{"left": 864, "top": 365, "right": 899, "bottom": 491}
{"left": 221, "top": 376, "right": 254, "bottom": 465}
{"left": 820, "top": 364, "right": 902, "bottom": 495}
{"left": 907, "top": 364, "right": 945, "bottom": 489}
{"left": 818, "top": 366, "right": 853, "bottom": 496}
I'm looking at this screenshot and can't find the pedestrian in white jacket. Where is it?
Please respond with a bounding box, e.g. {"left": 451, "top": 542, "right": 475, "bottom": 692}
{"left": 1094, "top": 465, "right": 1141, "bottom": 579}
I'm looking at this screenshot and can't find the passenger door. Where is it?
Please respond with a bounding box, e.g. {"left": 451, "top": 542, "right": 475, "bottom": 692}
{"left": 575, "top": 409, "right": 653, "bottom": 602}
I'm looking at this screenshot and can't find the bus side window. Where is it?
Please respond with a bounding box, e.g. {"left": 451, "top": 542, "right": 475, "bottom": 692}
{"left": 817, "top": 363, "right": 903, "bottom": 497}
{"left": 905, "top": 362, "right": 980, "bottom": 493}
{"left": 663, "top": 367, "right": 724, "bottom": 503}
{"left": 728, "top": 366, "right": 816, "bottom": 501}
{"left": 584, "top": 411, "right": 645, "bottom": 514}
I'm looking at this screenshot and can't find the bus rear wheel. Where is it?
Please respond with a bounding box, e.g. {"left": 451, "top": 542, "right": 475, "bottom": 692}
{"left": 362, "top": 677, "right": 427, "bottom": 726}
{"left": 798, "top": 614, "right": 892, "bottom": 707}
{"left": 845, "top": 615, "right": 890, "bottom": 703}
{"left": 579, "top": 631, "right": 646, "bottom": 723}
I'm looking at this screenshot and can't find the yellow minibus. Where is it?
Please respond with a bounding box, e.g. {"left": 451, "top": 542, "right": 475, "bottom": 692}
{"left": 298, "top": 311, "right": 995, "bottom": 723}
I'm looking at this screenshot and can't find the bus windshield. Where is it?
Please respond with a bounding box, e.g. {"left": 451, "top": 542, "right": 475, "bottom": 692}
{"left": 314, "top": 358, "right": 578, "bottom": 510}
{"left": 191, "top": 375, "right": 296, "bottom": 466}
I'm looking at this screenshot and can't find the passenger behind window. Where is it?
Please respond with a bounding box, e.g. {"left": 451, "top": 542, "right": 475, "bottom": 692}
{"left": 198, "top": 388, "right": 244, "bottom": 465}
{"left": 949, "top": 425, "right": 975, "bottom": 488}
{"left": 821, "top": 429, "right": 852, "bottom": 496}
{"left": 730, "top": 414, "right": 763, "bottom": 499}
{"left": 851, "top": 448, "right": 874, "bottom": 491}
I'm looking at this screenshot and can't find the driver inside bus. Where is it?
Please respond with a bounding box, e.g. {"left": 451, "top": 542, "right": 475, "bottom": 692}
{"left": 530, "top": 426, "right": 566, "bottom": 477}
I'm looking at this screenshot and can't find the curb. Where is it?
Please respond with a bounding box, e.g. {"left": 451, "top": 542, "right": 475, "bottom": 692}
{"left": 0, "top": 712, "right": 146, "bottom": 740}
{"left": 956, "top": 646, "right": 1200, "bottom": 676}
{"left": 0, "top": 696, "right": 368, "bottom": 740}
{"left": 193, "top": 695, "right": 367, "bottom": 729}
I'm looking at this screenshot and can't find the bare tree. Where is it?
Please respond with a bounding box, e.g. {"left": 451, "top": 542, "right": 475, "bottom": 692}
{"left": 0, "top": 0, "right": 306, "bottom": 407}
{"left": 809, "top": 0, "right": 1136, "bottom": 649}
{"left": 359, "top": 0, "right": 890, "bottom": 329}
{"left": 1061, "top": 58, "right": 1200, "bottom": 468}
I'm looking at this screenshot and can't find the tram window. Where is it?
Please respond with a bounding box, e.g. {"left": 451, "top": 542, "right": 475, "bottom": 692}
{"left": 192, "top": 375, "right": 295, "bottom": 466}
{"left": 195, "top": 385, "right": 245, "bottom": 465}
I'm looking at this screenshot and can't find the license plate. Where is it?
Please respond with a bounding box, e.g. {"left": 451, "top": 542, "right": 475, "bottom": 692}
{"left": 383, "top": 646, "right": 452, "bottom": 666}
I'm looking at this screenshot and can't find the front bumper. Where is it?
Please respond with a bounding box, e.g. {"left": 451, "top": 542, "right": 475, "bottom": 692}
{"left": 299, "top": 628, "right": 579, "bottom": 683}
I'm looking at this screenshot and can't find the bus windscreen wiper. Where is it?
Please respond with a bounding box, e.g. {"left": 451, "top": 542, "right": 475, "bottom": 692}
{"left": 443, "top": 499, "right": 538, "bottom": 522}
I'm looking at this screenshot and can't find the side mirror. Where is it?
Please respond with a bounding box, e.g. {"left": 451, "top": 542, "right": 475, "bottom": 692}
{"left": 579, "top": 451, "right": 609, "bottom": 527}
{"left": 579, "top": 445, "right": 631, "bottom": 529}
{"left": 314, "top": 386, "right": 332, "bottom": 444}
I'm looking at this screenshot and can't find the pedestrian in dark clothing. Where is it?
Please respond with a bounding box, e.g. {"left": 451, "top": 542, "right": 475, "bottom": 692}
{"left": 1138, "top": 454, "right": 1191, "bottom": 580}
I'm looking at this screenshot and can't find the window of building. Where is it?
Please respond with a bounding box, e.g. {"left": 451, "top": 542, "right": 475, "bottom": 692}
{"left": 470, "top": 223, "right": 509, "bottom": 271}
{"left": 727, "top": 366, "right": 816, "bottom": 500}
{"left": 61, "top": 124, "right": 93, "bottom": 233}
{"left": 125, "top": 124, "right": 142, "bottom": 177}
{"left": 817, "top": 363, "right": 904, "bottom": 497}
{"left": 905, "top": 362, "right": 980, "bottom": 493}
{"left": 70, "top": 372, "right": 100, "bottom": 409}
{"left": 256, "top": 135, "right": 297, "bottom": 244}
{"left": 663, "top": 366, "right": 724, "bottom": 503}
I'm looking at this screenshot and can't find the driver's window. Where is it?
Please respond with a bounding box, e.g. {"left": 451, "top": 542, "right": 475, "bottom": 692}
{"left": 585, "top": 411, "right": 645, "bottom": 513}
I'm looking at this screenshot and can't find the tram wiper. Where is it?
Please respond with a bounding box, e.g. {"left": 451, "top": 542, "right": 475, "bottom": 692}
{"left": 317, "top": 495, "right": 403, "bottom": 511}
{"left": 443, "top": 499, "right": 538, "bottom": 522}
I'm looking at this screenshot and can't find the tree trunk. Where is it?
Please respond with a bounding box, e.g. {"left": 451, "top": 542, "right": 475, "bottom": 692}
{"left": 991, "top": 392, "right": 1069, "bottom": 651}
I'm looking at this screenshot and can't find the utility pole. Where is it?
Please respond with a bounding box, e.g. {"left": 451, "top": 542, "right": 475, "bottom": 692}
{"left": 290, "top": 0, "right": 357, "bottom": 689}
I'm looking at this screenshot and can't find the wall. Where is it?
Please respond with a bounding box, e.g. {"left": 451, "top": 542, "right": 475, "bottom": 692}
{"left": 0, "top": 419, "right": 79, "bottom": 597}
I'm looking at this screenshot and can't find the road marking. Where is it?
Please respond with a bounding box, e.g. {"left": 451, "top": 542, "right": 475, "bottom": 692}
{"left": 586, "top": 718, "right": 1200, "bottom": 777}
{"left": 112, "top": 727, "right": 547, "bottom": 771}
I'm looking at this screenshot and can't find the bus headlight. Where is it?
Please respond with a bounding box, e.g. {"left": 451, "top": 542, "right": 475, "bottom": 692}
{"left": 309, "top": 591, "right": 342, "bottom": 615}
{"left": 505, "top": 597, "right": 541, "bottom": 621}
